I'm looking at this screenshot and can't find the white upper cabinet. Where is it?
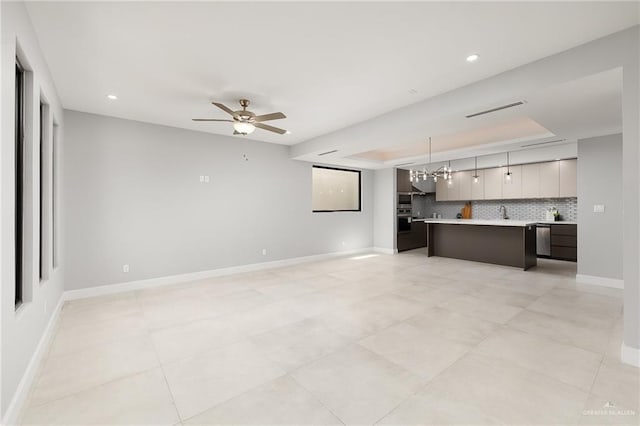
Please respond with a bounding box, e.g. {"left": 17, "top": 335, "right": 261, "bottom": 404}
{"left": 435, "top": 177, "right": 448, "bottom": 201}
{"left": 502, "top": 165, "right": 522, "bottom": 199}
{"left": 447, "top": 174, "right": 460, "bottom": 201}
{"left": 433, "top": 159, "right": 575, "bottom": 201}
{"left": 484, "top": 167, "right": 503, "bottom": 200}
{"left": 559, "top": 159, "right": 577, "bottom": 197}
{"left": 471, "top": 170, "right": 484, "bottom": 200}
{"left": 521, "top": 163, "right": 541, "bottom": 198}
{"left": 456, "top": 171, "right": 472, "bottom": 201}
{"left": 539, "top": 161, "right": 560, "bottom": 198}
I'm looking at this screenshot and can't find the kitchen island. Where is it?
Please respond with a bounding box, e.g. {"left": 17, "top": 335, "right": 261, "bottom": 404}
{"left": 420, "top": 219, "right": 537, "bottom": 270}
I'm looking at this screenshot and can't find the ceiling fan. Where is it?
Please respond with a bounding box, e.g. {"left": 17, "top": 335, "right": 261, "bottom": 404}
{"left": 192, "top": 99, "right": 288, "bottom": 135}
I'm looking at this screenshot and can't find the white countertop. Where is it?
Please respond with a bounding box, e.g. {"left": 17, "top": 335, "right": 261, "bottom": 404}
{"left": 536, "top": 220, "right": 577, "bottom": 225}
{"left": 415, "top": 218, "right": 538, "bottom": 227}
{"left": 412, "top": 218, "right": 577, "bottom": 226}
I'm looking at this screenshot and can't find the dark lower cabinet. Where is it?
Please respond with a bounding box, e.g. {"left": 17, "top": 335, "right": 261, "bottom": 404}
{"left": 550, "top": 224, "right": 577, "bottom": 262}
{"left": 398, "top": 221, "right": 427, "bottom": 252}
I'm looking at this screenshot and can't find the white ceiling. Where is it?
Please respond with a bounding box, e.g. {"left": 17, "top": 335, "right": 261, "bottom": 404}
{"left": 25, "top": 1, "right": 637, "bottom": 153}
{"left": 395, "top": 67, "right": 624, "bottom": 171}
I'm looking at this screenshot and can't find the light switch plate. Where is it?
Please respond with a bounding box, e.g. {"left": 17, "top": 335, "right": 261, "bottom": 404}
{"left": 593, "top": 204, "right": 605, "bottom": 213}
{"left": 204, "top": 176, "right": 210, "bottom": 183}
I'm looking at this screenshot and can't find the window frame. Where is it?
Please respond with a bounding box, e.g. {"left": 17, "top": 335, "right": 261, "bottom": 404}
{"left": 311, "top": 165, "right": 362, "bottom": 213}
{"left": 15, "top": 58, "right": 25, "bottom": 308}
{"left": 39, "top": 101, "right": 44, "bottom": 281}
{"left": 52, "top": 120, "right": 58, "bottom": 269}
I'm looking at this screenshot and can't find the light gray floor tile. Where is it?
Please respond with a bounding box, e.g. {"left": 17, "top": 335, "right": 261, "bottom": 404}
{"left": 250, "top": 318, "right": 352, "bottom": 372}
{"left": 291, "top": 345, "right": 423, "bottom": 425}
{"left": 162, "top": 340, "right": 285, "bottom": 420}
{"left": 359, "top": 321, "right": 472, "bottom": 381}
{"left": 183, "top": 376, "right": 342, "bottom": 425}
{"left": 22, "top": 369, "right": 179, "bottom": 425}
{"left": 30, "top": 335, "right": 159, "bottom": 406}
{"left": 473, "top": 327, "right": 603, "bottom": 391}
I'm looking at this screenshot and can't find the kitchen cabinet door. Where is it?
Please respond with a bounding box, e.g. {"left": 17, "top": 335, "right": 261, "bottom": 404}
{"left": 521, "top": 163, "right": 540, "bottom": 198}
{"left": 502, "top": 165, "right": 522, "bottom": 199}
{"left": 446, "top": 174, "right": 460, "bottom": 201}
{"left": 484, "top": 167, "right": 503, "bottom": 200}
{"left": 396, "top": 169, "right": 411, "bottom": 193}
{"left": 457, "top": 171, "right": 472, "bottom": 201}
{"left": 435, "top": 177, "right": 448, "bottom": 201}
{"left": 539, "top": 161, "right": 560, "bottom": 198}
{"left": 559, "top": 159, "right": 577, "bottom": 197}
{"left": 471, "top": 170, "right": 484, "bottom": 200}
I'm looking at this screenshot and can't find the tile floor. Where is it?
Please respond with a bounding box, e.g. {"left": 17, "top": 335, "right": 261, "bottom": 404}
{"left": 20, "top": 250, "right": 639, "bottom": 425}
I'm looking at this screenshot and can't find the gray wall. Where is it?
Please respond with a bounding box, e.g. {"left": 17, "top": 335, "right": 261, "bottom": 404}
{"left": 577, "top": 134, "right": 623, "bottom": 280}
{"left": 373, "top": 169, "right": 395, "bottom": 251}
{"left": 1, "top": 2, "right": 66, "bottom": 419}
{"left": 63, "top": 111, "right": 373, "bottom": 290}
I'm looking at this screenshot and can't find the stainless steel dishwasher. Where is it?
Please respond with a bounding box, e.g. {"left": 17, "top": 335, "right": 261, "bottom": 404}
{"left": 536, "top": 224, "right": 551, "bottom": 256}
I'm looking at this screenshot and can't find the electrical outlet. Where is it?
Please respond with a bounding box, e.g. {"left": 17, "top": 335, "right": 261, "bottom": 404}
{"left": 262, "top": 248, "right": 267, "bottom": 256}
{"left": 204, "top": 176, "right": 210, "bottom": 183}
{"left": 593, "top": 204, "right": 605, "bottom": 213}
{"left": 199, "top": 175, "right": 205, "bottom": 183}
{"left": 123, "top": 264, "right": 130, "bottom": 273}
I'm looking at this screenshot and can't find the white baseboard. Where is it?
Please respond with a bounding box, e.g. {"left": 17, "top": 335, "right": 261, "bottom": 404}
{"left": 621, "top": 342, "right": 640, "bottom": 368}
{"left": 64, "top": 247, "right": 375, "bottom": 301}
{"left": 373, "top": 247, "right": 397, "bottom": 255}
{"left": 575, "top": 274, "right": 624, "bottom": 289}
{"left": 2, "top": 296, "right": 64, "bottom": 426}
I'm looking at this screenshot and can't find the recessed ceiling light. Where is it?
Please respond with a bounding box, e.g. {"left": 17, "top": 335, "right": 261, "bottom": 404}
{"left": 466, "top": 54, "right": 479, "bottom": 63}
{"left": 106, "top": 94, "right": 118, "bottom": 100}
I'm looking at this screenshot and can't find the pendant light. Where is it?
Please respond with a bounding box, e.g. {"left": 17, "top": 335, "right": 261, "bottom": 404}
{"left": 505, "top": 152, "right": 512, "bottom": 181}
{"left": 409, "top": 137, "right": 451, "bottom": 183}
{"left": 473, "top": 157, "right": 479, "bottom": 183}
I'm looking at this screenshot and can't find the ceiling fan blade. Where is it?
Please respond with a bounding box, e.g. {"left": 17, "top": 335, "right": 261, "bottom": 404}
{"left": 254, "top": 122, "right": 287, "bottom": 135}
{"left": 192, "top": 118, "right": 234, "bottom": 122}
{"left": 211, "top": 102, "right": 236, "bottom": 116}
{"left": 254, "top": 112, "right": 286, "bottom": 122}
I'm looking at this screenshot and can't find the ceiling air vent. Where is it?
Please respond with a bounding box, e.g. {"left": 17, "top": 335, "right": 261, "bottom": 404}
{"left": 318, "top": 149, "right": 338, "bottom": 156}
{"left": 521, "top": 139, "right": 566, "bottom": 148}
{"left": 465, "top": 101, "right": 526, "bottom": 118}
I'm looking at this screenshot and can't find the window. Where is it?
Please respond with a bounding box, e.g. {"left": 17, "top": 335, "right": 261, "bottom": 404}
{"left": 15, "top": 58, "right": 25, "bottom": 307}
{"left": 52, "top": 121, "right": 58, "bottom": 268}
{"left": 39, "top": 101, "right": 45, "bottom": 280}
{"left": 312, "top": 166, "right": 361, "bottom": 212}
{"left": 39, "top": 100, "right": 52, "bottom": 281}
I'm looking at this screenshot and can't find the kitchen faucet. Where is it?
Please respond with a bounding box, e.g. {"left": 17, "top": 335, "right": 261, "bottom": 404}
{"left": 499, "top": 205, "right": 508, "bottom": 220}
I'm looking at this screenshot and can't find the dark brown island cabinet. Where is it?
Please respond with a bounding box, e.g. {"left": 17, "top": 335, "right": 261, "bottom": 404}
{"left": 427, "top": 222, "right": 537, "bottom": 270}
{"left": 550, "top": 224, "right": 577, "bottom": 262}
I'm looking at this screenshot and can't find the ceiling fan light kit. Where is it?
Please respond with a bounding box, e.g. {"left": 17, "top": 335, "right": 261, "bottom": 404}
{"left": 192, "top": 98, "right": 288, "bottom": 136}
{"left": 233, "top": 122, "right": 255, "bottom": 135}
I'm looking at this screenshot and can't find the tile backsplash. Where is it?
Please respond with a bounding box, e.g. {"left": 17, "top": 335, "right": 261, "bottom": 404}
{"left": 412, "top": 194, "right": 577, "bottom": 222}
